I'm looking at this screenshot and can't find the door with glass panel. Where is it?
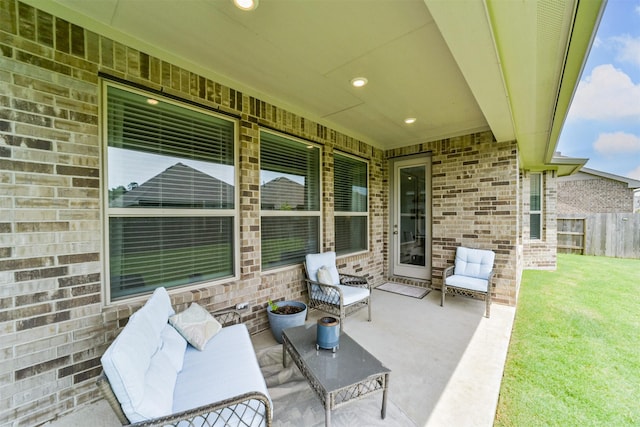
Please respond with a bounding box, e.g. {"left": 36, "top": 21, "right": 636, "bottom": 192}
{"left": 392, "top": 157, "right": 431, "bottom": 279}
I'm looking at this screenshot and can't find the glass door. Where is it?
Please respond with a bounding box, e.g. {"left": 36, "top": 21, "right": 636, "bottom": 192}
{"left": 392, "top": 157, "right": 431, "bottom": 279}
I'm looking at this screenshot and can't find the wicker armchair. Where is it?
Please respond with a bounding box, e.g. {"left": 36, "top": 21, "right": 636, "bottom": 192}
{"left": 441, "top": 247, "right": 495, "bottom": 318}
{"left": 96, "top": 309, "right": 272, "bottom": 427}
{"left": 304, "top": 252, "right": 371, "bottom": 326}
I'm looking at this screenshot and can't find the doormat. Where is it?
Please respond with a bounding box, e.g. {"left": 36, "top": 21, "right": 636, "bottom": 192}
{"left": 375, "top": 282, "right": 431, "bottom": 299}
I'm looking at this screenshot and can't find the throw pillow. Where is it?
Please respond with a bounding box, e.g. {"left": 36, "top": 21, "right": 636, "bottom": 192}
{"left": 169, "top": 303, "right": 222, "bottom": 351}
{"left": 316, "top": 265, "right": 334, "bottom": 285}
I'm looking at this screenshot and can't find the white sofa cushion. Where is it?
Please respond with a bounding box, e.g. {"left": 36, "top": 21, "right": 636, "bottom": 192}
{"left": 169, "top": 303, "right": 222, "bottom": 351}
{"left": 101, "top": 310, "right": 178, "bottom": 422}
{"left": 173, "top": 324, "right": 270, "bottom": 419}
{"left": 129, "top": 350, "right": 178, "bottom": 422}
{"left": 141, "top": 287, "right": 176, "bottom": 336}
{"left": 160, "top": 324, "right": 187, "bottom": 372}
{"left": 101, "top": 287, "right": 180, "bottom": 422}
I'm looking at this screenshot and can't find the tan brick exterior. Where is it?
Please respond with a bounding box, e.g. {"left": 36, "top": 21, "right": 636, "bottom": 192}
{"left": 1, "top": 0, "right": 535, "bottom": 424}
{"left": 557, "top": 172, "right": 636, "bottom": 214}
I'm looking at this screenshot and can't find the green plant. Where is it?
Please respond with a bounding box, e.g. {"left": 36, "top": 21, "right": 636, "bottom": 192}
{"left": 267, "top": 299, "right": 279, "bottom": 312}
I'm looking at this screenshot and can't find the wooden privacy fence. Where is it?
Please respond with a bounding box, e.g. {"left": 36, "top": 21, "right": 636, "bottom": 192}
{"left": 558, "top": 214, "right": 640, "bottom": 259}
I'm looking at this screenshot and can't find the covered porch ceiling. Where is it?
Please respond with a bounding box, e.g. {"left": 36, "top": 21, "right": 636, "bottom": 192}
{"left": 29, "top": 0, "right": 605, "bottom": 175}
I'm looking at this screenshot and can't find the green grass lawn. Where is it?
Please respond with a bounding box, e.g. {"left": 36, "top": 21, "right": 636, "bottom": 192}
{"left": 495, "top": 254, "right": 640, "bottom": 427}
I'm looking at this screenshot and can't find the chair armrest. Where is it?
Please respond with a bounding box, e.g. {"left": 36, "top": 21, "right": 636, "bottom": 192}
{"left": 304, "top": 278, "right": 344, "bottom": 303}
{"left": 127, "top": 391, "right": 272, "bottom": 427}
{"left": 339, "top": 273, "right": 370, "bottom": 289}
{"left": 487, "top": 270, "right": 495, "bottom": 288}
{"left": 211, "top": 308, "right": 241, "bottom": 326}
{"left": 96, "top": 372, "right": 129, "bottom": 425}
{"left": 443, "top": 265, "right": 455, "bottom": 279}
{"left": 97, "top": 372, "right": 272, "bottom": 427}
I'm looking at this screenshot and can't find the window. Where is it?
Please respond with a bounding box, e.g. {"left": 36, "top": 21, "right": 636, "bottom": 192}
{"left": 530, "top": 173, "right": 542, "bottom": 239}
{"left": 334, "top": 153, "right": 368, "bottom": 255}
{"left": 260, "top": 131, "right": 320, "bottom": 269}
{"left": 104, "top": 84, "right": 237, "bottom": 300}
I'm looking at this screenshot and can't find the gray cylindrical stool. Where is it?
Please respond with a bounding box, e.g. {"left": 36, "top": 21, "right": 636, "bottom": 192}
{"left": 316, "top": 316, "right": 340, "bottom": 353}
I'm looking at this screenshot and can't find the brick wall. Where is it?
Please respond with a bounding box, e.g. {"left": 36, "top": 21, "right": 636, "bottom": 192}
{"left": 557, "top": 173, "right": 635, "bottom": 213}
{"left": 386, "top": 134, "right": 521, "bottom": 306}
{"left": 0, "top": 0, "right": 524, "bottom": 425}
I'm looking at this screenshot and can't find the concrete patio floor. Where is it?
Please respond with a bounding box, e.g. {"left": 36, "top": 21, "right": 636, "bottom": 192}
{"left": 45, "top": 287, "right": 515, "bottom": 427}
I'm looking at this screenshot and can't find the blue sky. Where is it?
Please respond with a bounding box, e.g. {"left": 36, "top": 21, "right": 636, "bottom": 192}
{"left": 557, "top": 0, "right": 640, "bottom": 180}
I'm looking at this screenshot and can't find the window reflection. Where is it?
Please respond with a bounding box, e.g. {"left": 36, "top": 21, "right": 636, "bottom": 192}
{"left": 108, "top": 148, "right": 234, "bottom": 209}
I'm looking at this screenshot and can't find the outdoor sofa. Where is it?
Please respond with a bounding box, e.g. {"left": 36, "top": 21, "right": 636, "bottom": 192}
{"left": 97, "top": 287, "right": 272, "bottom": 426}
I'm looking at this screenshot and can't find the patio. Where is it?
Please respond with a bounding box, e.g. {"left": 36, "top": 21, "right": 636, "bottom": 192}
{"left": 47, "top": 288, "right": 515, "bottom": 427}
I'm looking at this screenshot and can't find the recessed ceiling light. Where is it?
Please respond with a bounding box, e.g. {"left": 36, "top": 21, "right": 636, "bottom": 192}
{"left": 404, "top": 117, "right": 417, "bottom": 124}
{"left": 147, "top": 99, "right": 159, "bottom": 105}
{"left": 233, "top": 0, "right": 259, "bottom": 11}
{"left": 350, "top": 77, "right": 368, "bottom": 88}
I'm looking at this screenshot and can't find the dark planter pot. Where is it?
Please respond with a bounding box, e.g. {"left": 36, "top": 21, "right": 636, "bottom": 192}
{"left": 267, "top": 301, "right": 307, "bottom": 344}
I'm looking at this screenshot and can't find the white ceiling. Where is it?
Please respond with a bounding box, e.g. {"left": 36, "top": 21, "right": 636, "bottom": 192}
{"left": 29, "top": 0, "right": 604, "bottom": 172}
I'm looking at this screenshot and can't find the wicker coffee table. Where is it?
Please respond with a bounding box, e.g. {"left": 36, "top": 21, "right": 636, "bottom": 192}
{"left": 282, "top": 323, "right": 390, "bottom": 427}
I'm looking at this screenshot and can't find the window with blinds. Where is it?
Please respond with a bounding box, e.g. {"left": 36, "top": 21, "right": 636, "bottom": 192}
{"left": 334, "top": 153, "right": 368, "bottom": 255}
{"left": 530, "top": 172, "right": 542, "bottom": 240}
{"left": 260, "top": 131, "right": 320, "bottom": 269}
{"left": 105, "top": 84, "right": 236, "bottom": 300}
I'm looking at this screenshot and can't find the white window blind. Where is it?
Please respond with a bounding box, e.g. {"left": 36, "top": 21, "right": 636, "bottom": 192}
{"left": 334, "top": 153, "right": 368, "bottom": 255}
{"left": 260, "top": 131, "right": 320, "bottom": 269}
{"left": 105, "top": 84, "right": 236, "bottom": 300}
{"left": 530, "top": 173, "right": 542, "bottom": 240}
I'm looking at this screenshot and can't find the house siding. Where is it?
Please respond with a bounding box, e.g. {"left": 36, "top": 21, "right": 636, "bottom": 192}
{"left": 387, "top": 136, "right": 521, "bottom": 306}
{"left": 557, "top": 172, "right": 636, "bottom": 214}
{"left": 1, "top": 0, "right": 523, "bottom": 425}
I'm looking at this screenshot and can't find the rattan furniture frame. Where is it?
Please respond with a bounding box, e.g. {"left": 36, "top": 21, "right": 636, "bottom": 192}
{"left": 304, "top": 264, "right": 372, "bottom": 326}
{"left": 96, "top": 309, "right": 272, "bottom": 427}
{"left": 441, "top": 247, "right": 495, "bottom": 318}
{"left": 282, "top": 324, "right": 390, "bottom": 427}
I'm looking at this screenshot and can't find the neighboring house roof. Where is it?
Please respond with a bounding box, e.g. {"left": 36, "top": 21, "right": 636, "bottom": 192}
{"left": 578, "top": 168, "right": 640, "bottom": 189}
{"left": 30, "top": 0, "right": 605, "bottom": 174}
{"left": 114, "top": 162, "right": 234, "bottom": 208}
{"left": 260, "top": 177, "right": 304, "bottom": 209}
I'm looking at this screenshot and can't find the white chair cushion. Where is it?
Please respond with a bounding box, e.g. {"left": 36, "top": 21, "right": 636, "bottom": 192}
{"left": 305, "top": 252, "right": 340, "bottom": 285}
{"left": 446, "top": 274, "right": 489, "bottom": 292}
{"left": 453, "top": 247, "right": 495, "bottom": 280}
{"left": 311, "top": 284, "right": 369, "bottom": 306}
{"left": 338, "top": 284, "right": 370, "bottom": 305}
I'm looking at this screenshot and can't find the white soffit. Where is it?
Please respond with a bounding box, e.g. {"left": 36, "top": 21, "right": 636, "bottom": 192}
{"left": 424, "top": 0, "right": 515, "bottom": 144}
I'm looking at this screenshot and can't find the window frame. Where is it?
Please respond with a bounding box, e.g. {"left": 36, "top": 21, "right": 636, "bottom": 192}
{"left": 333, "top": 151, "right": 369, "bottom": 256}
{"left": 529, "top": 172, "right": 543, "bottom": 240}
{"left": 259, "top": 129, "right": 322, "bottom": 270}
{"left": 101, "top": 81, "right": 240, "bottom": 303}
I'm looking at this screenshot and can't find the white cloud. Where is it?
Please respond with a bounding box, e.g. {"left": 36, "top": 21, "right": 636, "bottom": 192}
{"left": 593, "top": 131, "right": 640, "bottom": 154}
{"left": 612, "top": 35, "right": 640, "bottom": 68}
{"left": 628, "top": 165, "right": 640, "bottom": 180}
{"left": 568, "top": 64, "right": 640, "bottom": 120}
